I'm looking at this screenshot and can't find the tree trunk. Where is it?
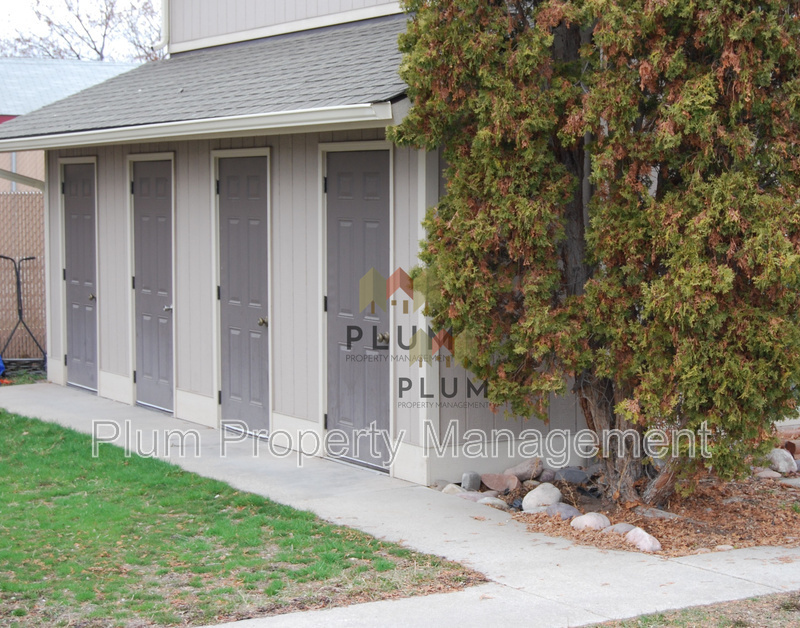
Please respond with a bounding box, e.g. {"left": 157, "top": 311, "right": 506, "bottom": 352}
{"left": 576, "top": 372, "right": 643, "bottom": 504}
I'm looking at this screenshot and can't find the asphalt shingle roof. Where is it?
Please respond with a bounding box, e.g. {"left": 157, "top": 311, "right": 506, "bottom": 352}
{"left": 0, "top": 15, "right": 408, "bottom": 141}
{"left": 0, "top": 58, "right": 139, "bottom": 116}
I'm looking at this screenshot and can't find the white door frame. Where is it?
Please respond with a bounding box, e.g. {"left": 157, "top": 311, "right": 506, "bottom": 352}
{"left": 318, "top": 140, "right": 395, "bottom": 468}
{"left": 210, "top": 147, "right": 273, "bottom": 432}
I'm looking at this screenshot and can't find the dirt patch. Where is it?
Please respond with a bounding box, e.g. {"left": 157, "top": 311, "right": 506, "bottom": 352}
{"left": 515, "top": 474, "right": 800, "bottom": 556}
{"left": 593, "top": 590, "right": 800, "bottom": 627}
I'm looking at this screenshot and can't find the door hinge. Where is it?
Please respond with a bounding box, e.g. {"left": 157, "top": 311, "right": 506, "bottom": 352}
{"left": 216, "top": 180, "right": 220, "bottom": 195}
{"left": 217, "top": 285, "right": 221, "bottom": 300}
{"left": 130, "top": 180, "right": 135, "bottom": 195}
{"left": 62, "top": 268, "right": 66, "bottom": 281}
{"left": 324, "top": 295, "right": 327, "bottom": 312}
{"left": 323, "top": 176, "right": 327, "bottom": 193}
{"left": 64, "top": 354, "right": 67, "bottom": 366}
{"left": 218, "top": 390, "right": 222, "bottom": 405}
{"left": 324, "top": 413, "right": 328, "bottom": 429}
{"left": 61, "top": 181, "right": 65, "bottom": 194}
{"left": 133, "top": 370, "right": 137, "bottom": 384}
{"left": 131, "top": 276, "right": 135, "bottom": 290}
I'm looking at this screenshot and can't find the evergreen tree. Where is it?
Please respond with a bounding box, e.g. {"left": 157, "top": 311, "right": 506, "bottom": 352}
{"left": 391, "top": 0, "right": 800, "bottom": 504}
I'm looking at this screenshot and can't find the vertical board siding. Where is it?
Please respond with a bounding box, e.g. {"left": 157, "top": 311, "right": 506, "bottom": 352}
{"left": 170, "top": 0, "right": 399, "bottom": 46}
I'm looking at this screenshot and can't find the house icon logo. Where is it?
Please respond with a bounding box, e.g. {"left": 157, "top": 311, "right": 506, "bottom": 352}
{"left": 357, "top": 267, "right": 455, "bottom": 362}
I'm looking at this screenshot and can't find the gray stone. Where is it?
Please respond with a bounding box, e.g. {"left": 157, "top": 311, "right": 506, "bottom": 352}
{"left": 780, "top": 477, "right": 800, "bottom": 488}
{"left": 570, "top": 512, "right": 611, "bottom": 531}
{"left": 522, "top": 482, "right": 562, "bottom": 511}
{"left": 694, "top": 547, "right": 712, "bottom": 554}
{"left": 635, "top": 506, "right": 682, "bottom": 521}
{"left": 522, "top": 480, "right": 541, "bottom": 490}
{"left": 546, "top": 503, "right": 581, "bottom": 521}
{"left": 442, "top": 483, "right": 467, "bottom": 495}
{"left": 602, "top": 522, "right": 636, "bottom": 536}
{"left": 586, "top": 462, "right": 605, "bottom": 477}
{"left": 461, "top": 471, "right": 482, "bottom": 492}
{"left": 625, "top": 527, "right": 662, "bottom": 552}
{"left": 715, "top": 544, "right": 734, "bottom": 552}
{"left": 797, "top": 458, "right": 800, "bottom": 473}
{"left": 429, "top": 479, "right": 450, "bottom": 491}
{"left": 756, "top": 469, "right": 782, "bottom": 479}
{"left": 478, "top": 496, "right": 511, "bottom": 511}
{"left": 768, "top": 448, "right": 796, "bottom": 474}
{"left": 503, "top": 457, "right": 543, "bottom": 482}
{"left": 554, "top": 467, "right": 590, "bottom": 485}
{"left": 538, "top": 469, "right": 556, "bottom": 483}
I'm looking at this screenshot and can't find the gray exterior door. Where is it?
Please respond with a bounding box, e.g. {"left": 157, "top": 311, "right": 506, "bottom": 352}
{"left": 64, "top": 163, "right": 98, "bottom": 391}
{"left": 219, "top": 156, "right": 270, "bottom": 432}
{"left": 326, "top": 150, "right": 391, "bottom": 469}
{"left": 133, "top": 160, "right": 174, "bottom": 411}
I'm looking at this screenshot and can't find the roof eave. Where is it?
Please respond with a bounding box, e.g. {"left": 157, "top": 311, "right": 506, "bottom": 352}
{"left": 0, "top": 102, "right": 397, "bottom": 151}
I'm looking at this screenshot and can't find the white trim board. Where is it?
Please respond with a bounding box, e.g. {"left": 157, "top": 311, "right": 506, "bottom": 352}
{"left": 168, "top": 3, "right": 403, "bottom": 54}
{"left": 0, "top": 104, "right": 396, "bottom": 152}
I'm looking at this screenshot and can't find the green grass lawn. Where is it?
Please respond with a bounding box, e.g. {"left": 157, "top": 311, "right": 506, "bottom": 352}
{"left": 0, "top": 410, "right": 480, "bottom": 627}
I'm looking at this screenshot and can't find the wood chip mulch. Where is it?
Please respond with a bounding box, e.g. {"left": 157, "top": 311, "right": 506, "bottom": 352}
{"left": 514, "top": 474, "right": 800, "bottom": 557}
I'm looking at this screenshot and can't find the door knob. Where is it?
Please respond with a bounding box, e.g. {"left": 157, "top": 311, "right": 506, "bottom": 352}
{"left": 163, "top": 305, "right": 173, "bottom": 312}
{"left": 88, "top": 293, "right": 96, "bottom": 301}
{"left": 378, "top": 332, "right": 389, "bottom": 344}
{"left": 257, "top": 317, "right": 268, "bottom": 327}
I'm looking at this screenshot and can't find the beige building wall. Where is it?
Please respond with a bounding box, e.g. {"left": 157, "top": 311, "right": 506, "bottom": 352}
{"left": 169, "top": 0, "right": 401, "bottom": 51}
{"left": 45, "top": 128, "right": 585, "bottom": 483}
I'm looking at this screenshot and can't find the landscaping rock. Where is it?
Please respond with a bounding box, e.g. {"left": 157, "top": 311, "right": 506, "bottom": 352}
{"left": 768, "top": 448, "right": 796, "bottom": 474}
{"left": 522, "top": 480, "right": 541, "bottom": 490}
{"left": 442, "top": 483, "right": 467, "bottom": 495}
{"left": 797, "top": 458, "right": 800, "bottom": 473}
{"left": 481, "top": 473, "right": 521, "bottom": 492}
{"left": 457, "top": 490, "right": 499, "bottom": 503}
{"left": 780, "top": 477, "right": 800, "bottom": 488}
{"left": 523, "top": 505, "right": 549, "bottom": 514}
{"left": 694, "top": 548, "right": 712, "bottom": 554}
{"left": 430, "top": 479, "right": 450, "bottom": 491}
{"left": 538, "top": 469, "right": 556, "bottom": 483}
{"left": 601, "top": 522, "right": 636, "bottom": 536}
{"left": 461, "top": 471, "right": 482, "bottom": 492}
{"left": 511, "top": 498, "right": 523, "bottom": 510}
{"left": 522, "top": 483, "right": 562, "bottom": 511}
{"left": 756, "top": 469, "right": 782, "bottom": 479}
{"left": 625, "top": 527, "right": 662, "bottom": 552}
{"left": 586, "top": 462, "right": 605, "bottom": 477}
{"left": 715, "top": 544, "right": 734, "bottom": 551}
{"left": 571, "top": 512, "right": 611, "bottom": 531}
{"left": 546, "top": 503, "right": 581, "bottom": 521}
{"left": 554, "top": 467, "right": 589, "bottom": 485}
{"left": 503, "top": 457, "right": 543, "bottom": 482}
{"left": 635, "top": 506, "right": 682, "bottom": 521}
{"left": 478, "top": 497, "right": 511, "bottom": 511}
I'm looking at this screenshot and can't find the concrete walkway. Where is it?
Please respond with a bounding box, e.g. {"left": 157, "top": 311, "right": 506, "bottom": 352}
{"left": 2, "top": 383, "right": 799, "bottom": 627}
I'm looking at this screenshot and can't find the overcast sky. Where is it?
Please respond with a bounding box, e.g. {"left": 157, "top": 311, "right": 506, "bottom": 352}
{"left": 0, "top": 2, "right": 45, "bottom": 39}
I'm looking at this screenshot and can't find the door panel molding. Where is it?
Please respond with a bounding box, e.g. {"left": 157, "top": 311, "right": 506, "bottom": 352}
{"left": 129, "top": 155, "right": 176, "bottom": 412}
{"left": 211, "top": 148, "right": 272, "bottom": 433}
{"left": 321, "top": 146, "right": 394, "bottom": 469}
{"left": 60, "top": 157, "right": 99, "bottom": 391}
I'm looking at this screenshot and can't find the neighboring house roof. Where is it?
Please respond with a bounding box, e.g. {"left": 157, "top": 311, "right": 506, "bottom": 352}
{"left": 0, "top": 58, "right": 139, "bottom": 116}
{"left": 0, "top": 15, "right": 408, "bottom": 147}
